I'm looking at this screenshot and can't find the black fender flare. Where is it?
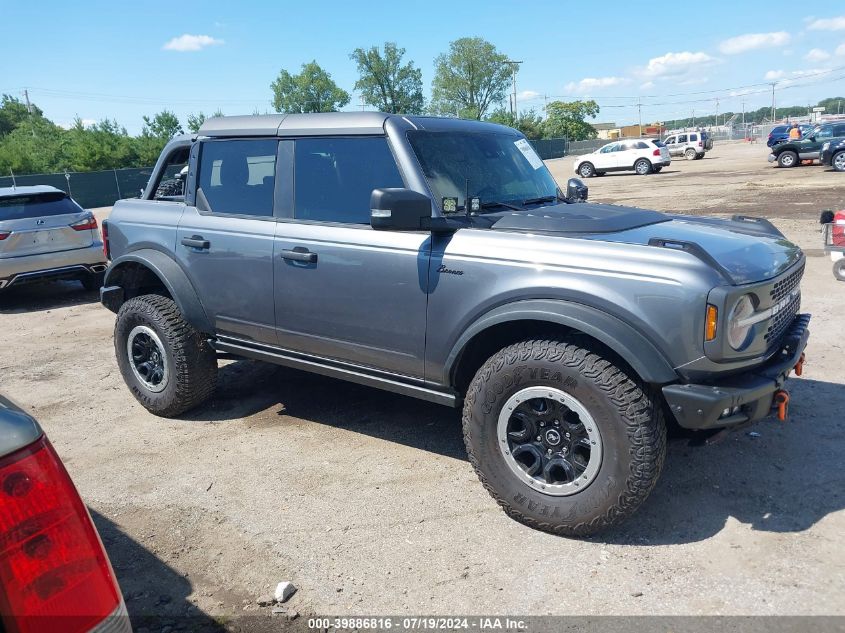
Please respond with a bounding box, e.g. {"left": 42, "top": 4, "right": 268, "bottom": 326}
{"left": 445, "top": 299, "right": 679, "bottom": 386}
{"left": 104, "top": 249, "right": 213, "bottom": 333}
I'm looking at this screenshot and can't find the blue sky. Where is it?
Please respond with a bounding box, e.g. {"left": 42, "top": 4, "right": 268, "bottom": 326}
{"left": 3, "top": 1, "right": 845, "bottom": 133}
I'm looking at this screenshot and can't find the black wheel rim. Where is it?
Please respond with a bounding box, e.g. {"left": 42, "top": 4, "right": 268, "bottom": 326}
{"left": 497, "top": 387, "right": 602, "bottom": 496}
{"left": 126, "top": 325, "right": 169, "bottom": 392}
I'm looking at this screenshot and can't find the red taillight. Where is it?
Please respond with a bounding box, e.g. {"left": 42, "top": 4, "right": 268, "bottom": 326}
{"left": 70, "top": 216, "right": 97, "bottom": 232}
{"left": 0, "top": 231, "right": 10, "bottom": 241}
{"left": 101, "top": 220, "right": 110, "bottom": 260}
{"left": 652, "top": 149, "right": 661, "bottom": 156}
{"left": 0, "top": 437, "right": 122, "bottom": 633}
{"left": 698, "top": 141, "right": 703, "bottom": 147}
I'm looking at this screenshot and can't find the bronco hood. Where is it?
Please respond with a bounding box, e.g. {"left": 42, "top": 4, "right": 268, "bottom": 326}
{"left": 491, "top": 203, "right": 802, "bottom": 285}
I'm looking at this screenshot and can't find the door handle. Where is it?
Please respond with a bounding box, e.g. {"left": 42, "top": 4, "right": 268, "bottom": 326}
{"left": 181, "top": 235, "right": 210, "bottom": 249}
{"left": 281, "top": 248, "right": 317, "bottom": 263}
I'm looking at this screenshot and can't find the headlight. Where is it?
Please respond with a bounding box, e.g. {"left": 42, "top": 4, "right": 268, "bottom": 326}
{"left": 727, "top": 294, "right": 755, "bottom": 350}
{"left": 823, "top": 141, "right": 830, "bottom": 151}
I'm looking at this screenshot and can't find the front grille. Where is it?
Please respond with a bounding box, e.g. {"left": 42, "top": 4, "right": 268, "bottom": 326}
{"left": 764, "top": 263, "right": 804, "bottom": 345}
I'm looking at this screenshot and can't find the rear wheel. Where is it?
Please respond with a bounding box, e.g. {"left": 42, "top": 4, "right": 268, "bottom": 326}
{"left": 114, "top": 294, "right": 217, "bottom": 417}
{"left": 462, "top": 337, "right": 666, "bottom": 536}
{"left": 634, "top": 159, "right": 652, "bottom": 175}
{"left": 778, "top": 151, "right": 798, "bottom": 168}
{"left": 832, "top": 151, "right": 845, "bottom": 172}
{"left": 578, "top": 162, "right": 596, "bottom": 178}
{"left": 834, "top": 259, "right": 845, "bottom": 282}
{"left": 684, "top": 148, "right": 696, "bottom": 161}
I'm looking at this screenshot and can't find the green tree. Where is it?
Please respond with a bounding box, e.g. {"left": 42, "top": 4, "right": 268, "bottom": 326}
{"left": 64, "top": 118, "right": 136, "bottom": 171}
{"left": 270, "top": 61, "right": 350, "bottom": 113}
{"left": 186, "top": 112, "right": 207, "bottom": 133}
{"left": 0, "top": 117, "right": 66, "bottom": 174}
{"left": 485, "top": 108, "right": 545, "bottom": 139}
{"left": 543, "top": 100, "right": 600, "bottom": 140}
{"left": 0, "top": 94, "right": 45, "bottom": 136}
{"left": 350, "top": 42, "right": 424, "bottom": 114}
{"left": 430, "top": 37, "right": 512, "bottom": 119}
{"left": 141, "top": 110, "right": 183, "bottom": 139}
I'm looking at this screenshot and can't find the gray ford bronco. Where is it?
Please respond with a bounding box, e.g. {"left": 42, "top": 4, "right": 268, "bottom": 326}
{"left": 101, "top": 112, "right": 810, "bottom": 536}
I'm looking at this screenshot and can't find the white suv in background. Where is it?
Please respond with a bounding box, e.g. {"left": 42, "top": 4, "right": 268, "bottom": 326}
{"left": 663, "top": 131, "right": 709, "bottom": 160}
{"left": 573, "top": 139, "right": 670, "bottom": 177}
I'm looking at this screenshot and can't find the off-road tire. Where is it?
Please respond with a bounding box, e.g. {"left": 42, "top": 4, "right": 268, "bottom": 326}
{"left": 81, "top": 271, "right": 104, "bottom": 291}
{"left": 578, "top": 162, "right": 596, "bottom": 178}
{"left": 115, "top": 294, "right": 217, "bottom": 417}
{"left": 634, "top": 158, "right": 652, "bottom": 175}
{"left": 462, "top": 337, "right": 666, "bottom": 537}
{"left": 685, "top": 148, "right": 697, "bottom": 161}
{"left": 834, "top": 259, "right": 845, "bottom": 282}
{"left": 778, "top": 151, "right": 798, "bottom": 168}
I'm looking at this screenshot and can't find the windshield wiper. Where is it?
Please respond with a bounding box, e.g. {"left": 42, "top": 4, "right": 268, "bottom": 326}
{"left": 474, "top": 200, "right": 524, "bottom": 213}
{"left": 522, "top": 195, "right": 562, "bottom": 206}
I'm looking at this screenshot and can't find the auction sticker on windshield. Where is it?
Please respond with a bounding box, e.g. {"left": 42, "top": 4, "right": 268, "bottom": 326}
{"left": 514, "top": 138, "right": 544, "bottom": 170}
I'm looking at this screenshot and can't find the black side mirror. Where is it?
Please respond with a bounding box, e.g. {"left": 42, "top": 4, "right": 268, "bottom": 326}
{"left": 566, "top": 178, "right": 588, "bottom": 203}
{"left": 370, "top": 188, "right": 432, "bottom": 231}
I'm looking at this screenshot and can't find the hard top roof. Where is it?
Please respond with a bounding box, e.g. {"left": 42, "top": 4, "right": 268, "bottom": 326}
{"left": 197, "top": 112, "right": 517, "bottom": 137}
{"left": 0, "top": 185, "right": 66, "bottom": 199}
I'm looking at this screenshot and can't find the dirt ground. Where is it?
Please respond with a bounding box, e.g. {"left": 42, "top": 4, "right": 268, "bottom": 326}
{"left": 1, "top": 142, "right": 843, "bottom": 630}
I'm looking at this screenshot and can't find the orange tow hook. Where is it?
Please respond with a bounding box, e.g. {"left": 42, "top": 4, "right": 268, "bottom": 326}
{"left": 774, "top": 390, "right": 790, "bottom": 421}
{"left": 794, "top": 352, "right": 806, "bottom": 377}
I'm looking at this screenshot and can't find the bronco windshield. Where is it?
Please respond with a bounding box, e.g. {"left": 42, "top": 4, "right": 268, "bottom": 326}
{"left": 407, "top": 131, "right": 559, "bottom": 213}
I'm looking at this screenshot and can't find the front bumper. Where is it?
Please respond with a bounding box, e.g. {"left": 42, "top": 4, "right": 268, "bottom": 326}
{"left": 663, "top": 313, "right": 810, "bottom": 430}
{"left": 820, "top": 148, "right": 833, "bottom": 165}
{"left": 767, "top": 153, "right": 776, "bottom": 163}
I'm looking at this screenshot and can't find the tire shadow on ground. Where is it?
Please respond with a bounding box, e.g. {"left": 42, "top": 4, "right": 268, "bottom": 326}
{"left": 181, "top": 361, "right": 844, "bottom": 545}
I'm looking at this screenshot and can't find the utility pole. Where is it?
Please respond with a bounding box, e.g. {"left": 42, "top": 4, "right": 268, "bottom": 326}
{"left": 741, "top": 100, "right": 746, "bottom": 127}
{"left": 770, "top": 82, "right": 777, "bottom": 122}
{"left": 692, "top": 108, "right": 695, "bottom": 127}
{"left": 637, "top": 96, "right": 642, "bottom": 137}
{"left": 21, "top": 89, "right": 35, "bottom": 137}
{"left": 504, "top": 60, "right": 522, "bottom": 119}
{"left": 359, "top": 95, "right": 366, "bottom": 111}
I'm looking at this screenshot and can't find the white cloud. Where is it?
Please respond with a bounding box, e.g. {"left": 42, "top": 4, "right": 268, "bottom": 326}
{"left": 162, "top": 34, "right": 224, "bottom": 52}
{"left": 718, "top": 31, "right": 790, "bottom": 55}
{"left": 564, "top": 76, "right": 627, "bottom": 92}
{"left": 766, "top": 68, "right": 829, "bottom": 87}
{"left": 804, "top": 48, "right": 831, "bottom": 61}
{"left": 807, "top": 15, "right": 845, "bottom": 31}
{"left": 837, "top": 43, "right": 845, "bottom": 56}
{"left": 516, "top": 90, "right": 540, "bottom": 101}
{"left": 639, "top": 81, "right": 655, "bottom": 91}
{"left": 642, "top": 51, "right": 716, "bottom": 78}
{"left": 765, "top": 69, "right": 785, "bottom": 80}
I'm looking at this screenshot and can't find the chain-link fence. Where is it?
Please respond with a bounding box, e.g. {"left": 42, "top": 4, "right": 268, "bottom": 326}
{"left": 0, "top": 167, "right": 154, "bottom": 209}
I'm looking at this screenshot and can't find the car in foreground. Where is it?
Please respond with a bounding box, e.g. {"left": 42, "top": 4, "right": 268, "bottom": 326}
{"left": 0, "top": 395, "right": 129, "bottom": 633}
{"left": 574, "top": 138, "right": 670, "bottom": 177}
{"left": 768, "top": 121, "right": 845, "bottom": 167}
{"left": 663, "top": 131, "right": 710, "bottom": 160}
{"left": 0, "top": 186, "right": 107, "bottom": 292}
{"left": 101, "top": 113, "right": 809, "bottom": 537}
{"left": 766, "top": 123, "right": 813, "bottom": 148}
{"left": 820, "top": 137, "right": 845, "bottom": 172}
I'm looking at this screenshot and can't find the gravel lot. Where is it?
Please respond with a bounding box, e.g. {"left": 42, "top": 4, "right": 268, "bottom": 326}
{"left": 1, "top": 142, "right": 843, "bottom": 629}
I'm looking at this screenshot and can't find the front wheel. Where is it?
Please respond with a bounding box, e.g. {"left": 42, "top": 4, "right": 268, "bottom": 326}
{"left": 778, "top": 151, "right": 798, "bottom": 168}
{"left": 634, "top": 159, "right": 652, "bottom": 175}
{"left": 832, "top": 151, "right": 845, "bottom": 172}
{"left": 114, "top": 294, "right": 217, "bottom": 417}
{"left": 462, "top": 337, "right": 666, "bottom": 536}
{"left": 578, "top": 162, "right": 596, "bottom": 178}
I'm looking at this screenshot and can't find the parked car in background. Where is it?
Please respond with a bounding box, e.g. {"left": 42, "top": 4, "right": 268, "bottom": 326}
{"left": 0, "top": 395, "right": 129, "bottom": 633}
{"left": 574, "top": 139, "right": 670, "bottom": 177}
{"left": 662, "top": 131, "right": 709, "bottom": 160}
{"left": 0, "top": 186, "right": 107, "bottom": 292}
{"left": 768, "top": 122, "right": 845, "bottom": 167}
{"left": 766, "top": 123, "right": 813, "bottom": 148}
{"left": 820, "top": 137, "right": 845, "bottom": 172}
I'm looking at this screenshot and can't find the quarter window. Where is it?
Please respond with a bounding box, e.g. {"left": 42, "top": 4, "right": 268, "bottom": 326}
{"left": 198, "top": 139, "right": 277, "bottom": 216}
{"left": 294, "top": 137, "right": 404, "bottom": 224}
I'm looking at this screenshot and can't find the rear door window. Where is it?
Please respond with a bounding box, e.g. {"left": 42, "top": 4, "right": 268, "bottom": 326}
{"left": 678, "top": 134, "right": 688, "bottom": 143}
{"left": 197, "top": 139, "right": 277, "bottom": 217}
{"left": 0, "top": 192, "right": 83, "bottom": 220}
{"left": 293, "top": 137, "right": 404, "bottom": 224}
